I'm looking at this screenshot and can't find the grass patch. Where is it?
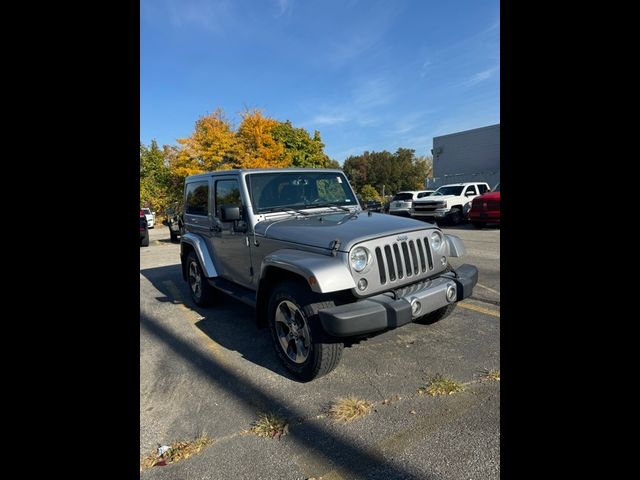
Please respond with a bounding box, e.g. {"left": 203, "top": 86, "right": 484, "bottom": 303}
{"left": 418, "top": 374, "right": 465, "bottom": 396}
{"left": 483, "top": 369, "right": 500, "bottom": 381}
{"left": 140, "top": 435, "right": 213, "bottom": 471}
{"left": 328, "top": 397, "right": 374, "bottom": 422}
{"left": 249, "top": 413, "right": 289, "bottom": 439}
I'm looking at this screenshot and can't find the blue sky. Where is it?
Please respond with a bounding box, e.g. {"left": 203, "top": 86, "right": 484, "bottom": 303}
{"left": 140, "top": 0, "right": 499, "bottom": 163}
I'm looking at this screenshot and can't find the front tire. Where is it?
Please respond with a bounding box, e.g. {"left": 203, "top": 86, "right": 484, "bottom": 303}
{"left": 471, "top": 221, "right": 485, "bottom": 229}
{"left": 140, "top": 232, "right": 149, "bottom": 247}
{"left": 170, "top": 229, "right": 179, "bottom": 242}
{"left": 186, "top": 251, "right": 216, "bottom": 307}
{"left": 448, "top": 207, "right": 463, "bottom": 225}
{"left": 268, "top": 281, "right": 343, "bottom": 381}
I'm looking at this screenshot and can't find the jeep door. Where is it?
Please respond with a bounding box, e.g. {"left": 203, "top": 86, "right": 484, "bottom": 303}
{"left": 209, "top": 176, "right": 253, "bottom": 288}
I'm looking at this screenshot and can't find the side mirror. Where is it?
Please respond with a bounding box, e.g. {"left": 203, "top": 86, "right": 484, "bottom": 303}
{"left": 221, "top": 205, "right": 241, "bottom": 222}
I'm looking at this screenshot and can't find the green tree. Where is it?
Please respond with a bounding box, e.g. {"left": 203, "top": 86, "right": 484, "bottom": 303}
{"left": 140, "top": 140, "right": 171, "bottom": 213}
{"left": 271, "top": 121, "right": 333, "bottom": 168}
{"left": 343, "top": 149, "right": 432, "bottom": 195}
{"left": 360, "top": 184, "right": 381, "bottom": 202}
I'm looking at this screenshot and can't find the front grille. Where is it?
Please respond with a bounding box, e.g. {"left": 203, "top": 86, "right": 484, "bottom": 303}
{"left": 413, "top": 202, "right": 445, "bottom": 212}
{"left": 472, "top": 199, "right": 499, "bottom": 211}
{"left": 375, "top": 236, "right": 435, "bottom": 285}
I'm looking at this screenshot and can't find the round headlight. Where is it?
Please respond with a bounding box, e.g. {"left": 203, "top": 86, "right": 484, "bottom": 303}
{"left": 350, "top": 247, "right": 369, "bottom": 272}
{"left": 430, "top": 231, "right": 443, "bottom": 250}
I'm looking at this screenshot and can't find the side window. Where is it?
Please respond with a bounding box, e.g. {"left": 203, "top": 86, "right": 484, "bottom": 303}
{"left": 478, "top": 184, "right": 488, "bottom": 194}
{"left": 185, "top": 181, "right": 209, "bottom": 216}
{"left": 417, "top": 192, "right": 429, "bottom": 198}
{"left": 465, "top": 185, "right": 477, "bottom": 195}
{"left": 215, "top": 179, "right": 242, "bottom": 218}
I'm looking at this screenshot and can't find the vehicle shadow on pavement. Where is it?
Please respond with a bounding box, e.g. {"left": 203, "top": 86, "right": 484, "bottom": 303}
{"left": 140, "top": 265, "right": 308, "bottom": 380}
{"left": 140, "top": 310, "right": 435, "bottom": 479}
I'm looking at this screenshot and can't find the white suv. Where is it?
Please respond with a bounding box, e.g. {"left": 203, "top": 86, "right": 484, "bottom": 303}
{"left": 389, "top": 190, "right": 434, "bottom": 216}
{"left": 141, "top": 208, "right": 155, "bottom": 228}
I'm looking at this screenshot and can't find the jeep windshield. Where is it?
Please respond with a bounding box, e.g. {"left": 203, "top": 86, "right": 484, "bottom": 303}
{"left": 246, "top": 171, "right": 358, "bottom": 213}
{"left": 433, "top": 186, "right": 464, "bottom": 196}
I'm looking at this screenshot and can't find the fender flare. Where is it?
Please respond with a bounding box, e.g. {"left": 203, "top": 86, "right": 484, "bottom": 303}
{"left": 180, "top": 233, "right": 218, "bottom": 278}
{"left": 261, "top": 249, "right": 355, "bottom": 294}
{"left": 445, "top": 234, "right": 466, "bottom": 257}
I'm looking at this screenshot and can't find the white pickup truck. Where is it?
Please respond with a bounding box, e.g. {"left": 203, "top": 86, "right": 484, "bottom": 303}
{"left": 411, "top": 182, "right": 490, "bottom": 225}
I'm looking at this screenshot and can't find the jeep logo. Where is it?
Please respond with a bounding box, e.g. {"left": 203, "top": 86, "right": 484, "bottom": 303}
{"left": 397, "top": 235, "right": 408, "bottom": 241}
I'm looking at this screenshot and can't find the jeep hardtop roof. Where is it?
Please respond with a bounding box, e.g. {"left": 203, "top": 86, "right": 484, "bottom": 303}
{"left": 185, "top": 168, "right": 345, "bottom": 183}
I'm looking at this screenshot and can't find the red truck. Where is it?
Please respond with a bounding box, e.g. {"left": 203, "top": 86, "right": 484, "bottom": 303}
{"left": 468, "top": 183, "right": 500, "bottom": 228}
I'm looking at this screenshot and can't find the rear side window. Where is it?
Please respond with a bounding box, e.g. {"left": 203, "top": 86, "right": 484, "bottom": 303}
{"left": 478, "top": 184, "right": 489, "bottom": 194}
{"left": 393, "top": 193, "right": 414, "bottom": 201}
{"left": 417, "top": 192, "right": 431, "bottom": 198}
{"left": 465, "top": 185, "right": 477, "bottom": 195}
{"left": 185, "top": 181, "right": 209, "bottom": 216}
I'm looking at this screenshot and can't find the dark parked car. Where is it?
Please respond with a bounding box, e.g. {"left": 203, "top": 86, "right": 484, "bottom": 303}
{"left": 140, "top": 210, "right": 149, "bottom": 247}
{"left": 358, "top": 198, "right": 383, "bottom": 212}
{"left": 468, "top": 183, "right": 500, "bottom": 228}
{"left": 165, "top": 207, "right": 184, "bottom": 243}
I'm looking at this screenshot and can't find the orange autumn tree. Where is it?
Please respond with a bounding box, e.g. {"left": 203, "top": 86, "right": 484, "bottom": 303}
{"left": 236, "top": 109, "right": 288, "bottom": 169}
{"left": 174, "top": 108, "right": 240, "bottom": 176}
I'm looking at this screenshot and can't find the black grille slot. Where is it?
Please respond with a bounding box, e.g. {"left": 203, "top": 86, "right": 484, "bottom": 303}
{"left": 384, "top": 245, "right": 396, "bottom": 281}
{"left": 409, "top": 240, "right": 419, "bottom": 275}
{"left": 416, "top": 239, "right": 427, "bottom": 272}
{"left": 401, "top": 242, "right": 412, "bottom": 277}
{"left": 375, "top": 247, "right": 386, "bottom": 284}
{"left": 424, "top": 236, "right": 434, "bottom": 270}
{"left": 393, "top": 244, "right": 403, "bottom": 278}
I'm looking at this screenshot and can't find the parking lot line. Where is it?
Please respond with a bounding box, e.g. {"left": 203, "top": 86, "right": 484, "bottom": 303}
{"left": 458, "top": 301, "right": 500, "bottom": 318}
{"left": 476, "top": 282, "right": 500, "bottom": 296}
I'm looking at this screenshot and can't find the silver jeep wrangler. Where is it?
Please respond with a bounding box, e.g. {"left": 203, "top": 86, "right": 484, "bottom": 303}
{"left": 180, "top": 168, "right": 478, "bottom": 381}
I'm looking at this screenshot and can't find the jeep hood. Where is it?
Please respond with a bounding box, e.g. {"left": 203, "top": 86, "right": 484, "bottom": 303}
{"left": 254, "top": 211, "right": 435, "bottom": 252}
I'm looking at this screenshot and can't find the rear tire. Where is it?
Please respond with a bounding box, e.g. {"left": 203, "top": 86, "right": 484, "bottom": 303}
{"left": 140, "top": 232, "right": 149, "bottom": 247}
{"left": 471, "top": 222, "right": 485, "bottom": 229}
{"left": 170, "top": 230, "right": 179, "bottom": 242}
{"left": 267, "top": 281, "right": 343, "bottom": 381}
{"left": 186, "top": 251, "right": 216, "bottom": 307}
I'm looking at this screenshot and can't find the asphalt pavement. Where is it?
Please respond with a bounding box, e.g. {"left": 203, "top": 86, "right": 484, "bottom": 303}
{"left": 140, "top": 219, "right": 500, "bottom": 479}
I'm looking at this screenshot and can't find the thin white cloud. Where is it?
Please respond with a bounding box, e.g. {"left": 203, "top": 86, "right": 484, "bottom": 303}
{"left": 275, "top": 0, "right": 293, "bottom": 17}
{"left": 353, "top": 76, "right": 394, "bottom": 109}
{"left": 310, "top": 114, "right": 349, "bottom": 126}
{"left": 420, "top": 60, "right": 432, "bottom": 78}
{"left": 143, "top": 0, "right": 233, "bottom": 32}
{"left": 461, "top": 66, "right": 500, "bottom": 87}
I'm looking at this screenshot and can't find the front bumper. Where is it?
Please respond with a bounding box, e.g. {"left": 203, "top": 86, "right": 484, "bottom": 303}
{"left": 411, "top": 208, "right": 450, "bottom": 218}
{"left": 319, "top": 264, "right": 478, "bottom": 337}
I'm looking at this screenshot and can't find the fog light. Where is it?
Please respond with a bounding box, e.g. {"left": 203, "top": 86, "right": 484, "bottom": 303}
{"left": 441, "top": 256, "right": 447, "bottom": 266}
{"left": 410, "top": 297, "right": 422, "bottom": 316}
{"left": 446, "top": 284, "right": 457, "bottom": 302}
{"left": 357, "top": 278, "right": 368, "bottom": 291}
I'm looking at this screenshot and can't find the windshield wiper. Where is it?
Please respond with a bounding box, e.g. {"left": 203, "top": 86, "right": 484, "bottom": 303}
{"left": 304, "top": 202, "right": 350, "bottom": 212}
{"left": 259, "top": 206, "right": 309, "bottom": 216}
